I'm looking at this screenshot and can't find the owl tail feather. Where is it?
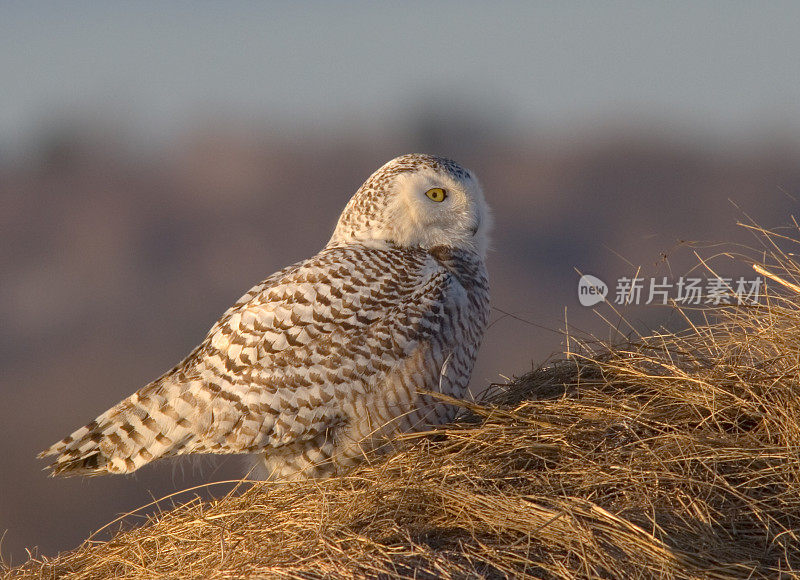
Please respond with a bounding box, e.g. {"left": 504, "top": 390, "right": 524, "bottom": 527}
{"left": 38, "top": 380, "right": 198, "bottom": 477}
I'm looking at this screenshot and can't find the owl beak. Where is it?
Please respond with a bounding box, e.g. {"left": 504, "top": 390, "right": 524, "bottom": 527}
{"left": 470, "top": 220, "right": 480, "bottom": 236}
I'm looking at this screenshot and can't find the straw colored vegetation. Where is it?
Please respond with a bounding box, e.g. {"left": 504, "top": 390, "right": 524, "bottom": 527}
{"left": 7, "top": 224, "right": 800, "bottom": 579}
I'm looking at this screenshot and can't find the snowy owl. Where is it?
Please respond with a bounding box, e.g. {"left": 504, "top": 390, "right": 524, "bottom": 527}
{"left": 39, "top": 153, "right": 491, "bottom": 480}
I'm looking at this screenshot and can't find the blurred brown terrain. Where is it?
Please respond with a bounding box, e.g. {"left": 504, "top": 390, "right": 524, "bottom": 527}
{"left": 1, "top": 116, "right": 799, "bottom": 564}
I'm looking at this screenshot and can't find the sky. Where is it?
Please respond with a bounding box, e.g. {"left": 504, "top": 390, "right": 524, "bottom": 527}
{"left": 2, "top": 1, "right": 800, "bottom": 156}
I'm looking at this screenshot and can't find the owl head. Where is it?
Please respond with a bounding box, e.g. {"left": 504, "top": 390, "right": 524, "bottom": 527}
{"left": 329, "top": 154, "right": 491, "bottom": 259}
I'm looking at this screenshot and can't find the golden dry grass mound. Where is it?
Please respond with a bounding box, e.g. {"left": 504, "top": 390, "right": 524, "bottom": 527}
{"left": 7, "top": 224, "right": 800, "bottom": 579}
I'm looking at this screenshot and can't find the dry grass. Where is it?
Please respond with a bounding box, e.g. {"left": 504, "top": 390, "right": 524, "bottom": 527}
{"left": 7, "top": 223, "right": 800, "bottom": 579}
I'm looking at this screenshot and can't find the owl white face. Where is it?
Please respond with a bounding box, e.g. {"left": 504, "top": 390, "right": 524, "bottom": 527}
{"left": 330, "top": 154, "right": 491, "bottom": 259}
{"left": 386, "top": 165, "right": 491, "bottom": 258}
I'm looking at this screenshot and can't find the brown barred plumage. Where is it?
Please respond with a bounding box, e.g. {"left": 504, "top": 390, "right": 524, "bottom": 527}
{"left": 39, "top": 153, "right": 491, "bottom": 480}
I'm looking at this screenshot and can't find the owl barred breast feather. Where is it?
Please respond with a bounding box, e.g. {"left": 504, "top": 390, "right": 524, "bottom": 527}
{"left": 39, "top": 153, "right": 491, "bottom": 481}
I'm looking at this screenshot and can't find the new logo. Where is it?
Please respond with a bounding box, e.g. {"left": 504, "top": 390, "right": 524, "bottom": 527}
{"left": 578, "top": 274, "right": 608, "bottom": 306}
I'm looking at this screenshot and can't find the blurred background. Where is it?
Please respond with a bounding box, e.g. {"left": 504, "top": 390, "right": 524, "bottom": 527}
{"left": 3, "top": 1, "right": 800, "bottom": 565}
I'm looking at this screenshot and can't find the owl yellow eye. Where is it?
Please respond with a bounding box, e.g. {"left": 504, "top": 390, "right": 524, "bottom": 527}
{"left": 425, "top": 188, "right": 447, "bottom": 202}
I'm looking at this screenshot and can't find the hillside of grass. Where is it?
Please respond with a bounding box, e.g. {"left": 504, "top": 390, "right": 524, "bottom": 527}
{"left": 7, "top": 225, "right": 800, "bottom": 579}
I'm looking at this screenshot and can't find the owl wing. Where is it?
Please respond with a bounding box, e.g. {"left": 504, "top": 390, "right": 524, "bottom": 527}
{"left": 184, "top": 243, "right": 456, "bottom": 451}
{"left": 40, "top": 244, "right": 458, "bottom": 476}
